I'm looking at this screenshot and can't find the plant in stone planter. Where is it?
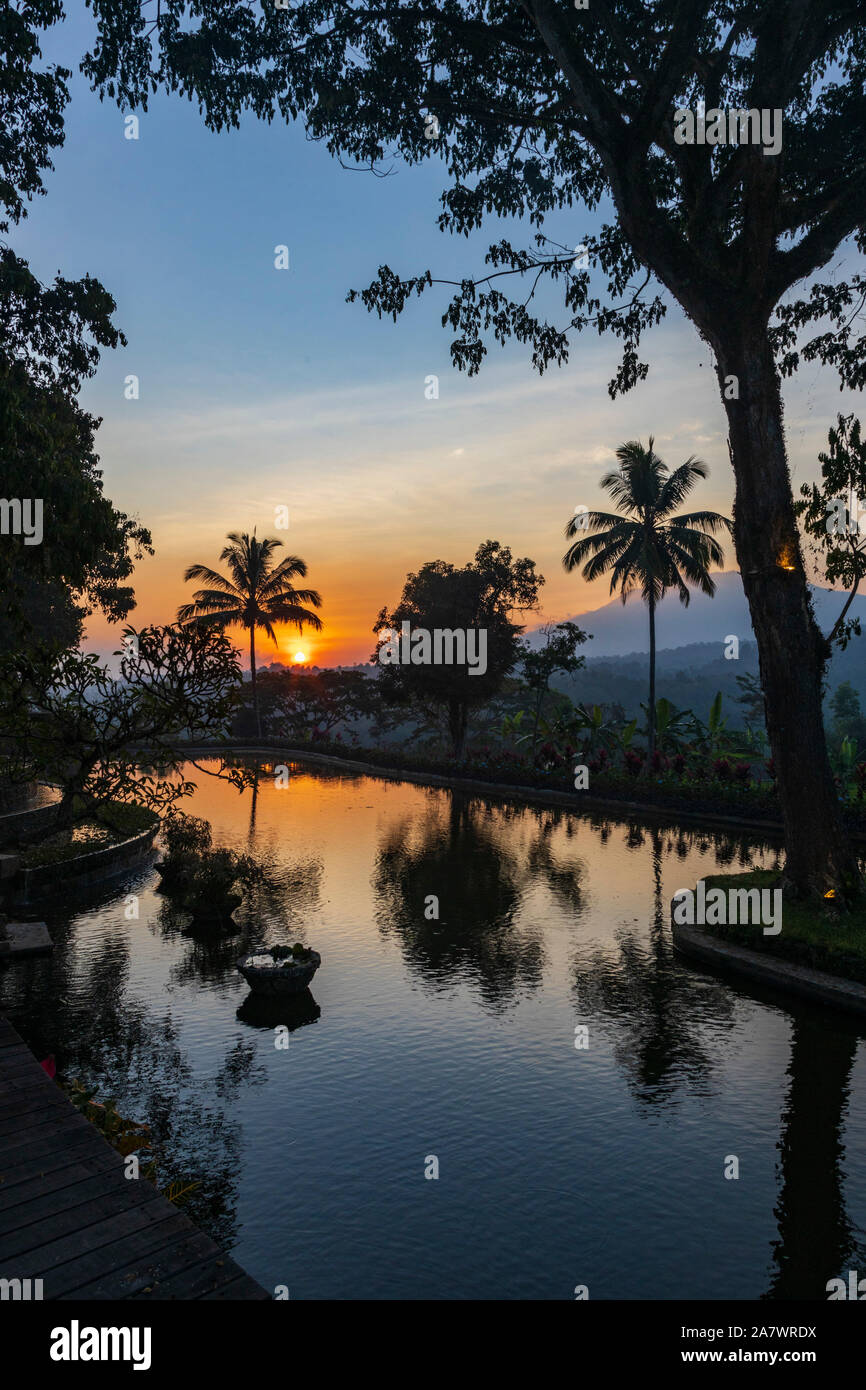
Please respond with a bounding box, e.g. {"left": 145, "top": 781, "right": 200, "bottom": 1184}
{"left": 177, "top": 846, "right": 267, "bottom": 927}
{"left": 156, "top": 810, "right": 213, "bottom": 890}
{"left": 237, "top": 941, "right": 322, "bottom": 996}
{"left": 157, "top": 812, "right": 267, "bottom": 926}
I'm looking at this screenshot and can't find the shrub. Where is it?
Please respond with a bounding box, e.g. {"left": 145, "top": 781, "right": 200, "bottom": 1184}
{"left": 158, "top": 812, "right": 267, "bottom": 921}
{"left": 178, "top": 847, "right": 265, "bottom": 919}
{"left": 160, "top": 810, "right": 212, "bottom": 863}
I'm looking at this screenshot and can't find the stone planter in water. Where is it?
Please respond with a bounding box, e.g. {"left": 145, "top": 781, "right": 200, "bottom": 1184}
{"left": 237, "top": 945, "right": 321, "bottom": 996}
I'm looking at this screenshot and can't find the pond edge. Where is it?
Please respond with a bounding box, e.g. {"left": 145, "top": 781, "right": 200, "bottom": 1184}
{"left": 186, "top": 742, "right": 794, "bottom": 840}
{"left": 671, "top": 918, "right": 866, "bottom": 1017}
{"left": 12, "top": 820, "right": 160, "bottom": 906}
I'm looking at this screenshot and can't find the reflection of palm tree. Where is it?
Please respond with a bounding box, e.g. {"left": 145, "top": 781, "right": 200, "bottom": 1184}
{"left": 765, "top": 1018, "right": 863, "bottom": 1299}
{"left": 373, "top": 794, "right": 582, "bottom": 1010}
{"left": 563, "top": 440, "right": 731, "bottom": 756}
{"left": 525, "top": 812, "right": 586, "bottom": 912}
{"left": 248, "top": 764, "right": 260, "bottom": 842}
{"left": 179, "top": 531, "right": 323, "bottom": 738}
{"left": 573, "top": 823, "right": 739, "bottom": 1105}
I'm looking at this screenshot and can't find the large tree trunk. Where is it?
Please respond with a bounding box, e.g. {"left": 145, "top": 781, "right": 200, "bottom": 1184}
{"left": 249, "top": 626, "right": 262, "bottom": 740}
{"left": 647, "top": 590, "right": 656, "bottom": 761}
{"left": 714, "top": 326, "right": 860, "bottom": 900}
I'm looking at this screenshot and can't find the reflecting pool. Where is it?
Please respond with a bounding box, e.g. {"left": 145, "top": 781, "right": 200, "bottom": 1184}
{"left": 4, "top": 758, "right": 865, "bottom": 1299}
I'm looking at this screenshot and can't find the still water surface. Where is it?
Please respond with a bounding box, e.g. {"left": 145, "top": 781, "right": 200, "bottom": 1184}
{"left": 4, "top": 758, "right": 866, "bottom": 1299}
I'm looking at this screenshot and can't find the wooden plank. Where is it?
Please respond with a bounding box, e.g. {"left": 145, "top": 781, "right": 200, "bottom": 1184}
{"left": 0, "top": 1093, "right": 73, "bottom": 1132}
{"left": 0, "top": 1088, "right": 68, "bottom": 1121}
{"left": 0, "top": 1149, "right": 118, "bottom": 1212}
{"left": 13, "top": 1191, "right": 184, "bottom": 1279}
{"left": 0, "top": 1013, "right": 267, "bottom": 1300}
{"left": 200, "top": 1274, "right": 270, "bottom": 1300}
{"left": 0, "top": 1175, "right": 165, "bottom": 1261}
{"left": 0, "top": 1125, "right": 107, "bottom": 1189}
{"left": 64, "top": 1227, "right": 222, "bottom": 1300}
{"left": 40, "top": 1212, "right": 194, "bottom": 1300}
{"left": 133, "top": 1254, "right": 260, "bottom": 1301}
{"left": 0, "top": 1058, "right": 55, "bottom": 1086}
{"left": 0, "top": 1110, "right": 91, "bottom": 1160}
{"left": 0, "top": 1164, "right": 155, "bottom": 1237}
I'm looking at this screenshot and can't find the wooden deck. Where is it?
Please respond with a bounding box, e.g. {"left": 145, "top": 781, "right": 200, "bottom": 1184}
{"left": 0, "top": 1015, "right": 270, "bottom": 1300}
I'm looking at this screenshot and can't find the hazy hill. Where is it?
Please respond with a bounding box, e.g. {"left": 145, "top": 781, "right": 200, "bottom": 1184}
{"left": 547, "top": 571, "right": 866, "bottom": 726}
{"left": 548, "top": 570, "right": 866, "bottom": 660}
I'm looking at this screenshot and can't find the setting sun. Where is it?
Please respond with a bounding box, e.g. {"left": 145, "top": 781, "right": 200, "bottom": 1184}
{"left": 294, "top": 652, "right": 307, "bottom": 663}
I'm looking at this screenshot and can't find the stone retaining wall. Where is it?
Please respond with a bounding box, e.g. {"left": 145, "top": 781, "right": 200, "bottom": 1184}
{"left": 671, "top": 918, "right": 866, "bottom": 1017}
{"left": 13, "top": 822, "right": 159, "bottom": 906}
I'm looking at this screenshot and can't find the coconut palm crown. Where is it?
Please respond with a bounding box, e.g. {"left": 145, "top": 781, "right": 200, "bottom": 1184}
{"left": 178, "top": 530, "right": 323, "bottom": 736}
{"left": 563, "top": 439, "right": 732, "bottom": 758}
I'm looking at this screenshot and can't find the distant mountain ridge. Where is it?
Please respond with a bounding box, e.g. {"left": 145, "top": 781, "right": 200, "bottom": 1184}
{"left": 541, "top": 572, "right": 866, "bottom": 724}
{"left": 545, "top": 570, "right": 866, "bottom": 659}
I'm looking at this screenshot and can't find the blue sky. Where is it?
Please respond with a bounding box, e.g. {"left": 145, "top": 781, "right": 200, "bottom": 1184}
{"left": 13, "top": 8, "right": 866, "bottom": 664}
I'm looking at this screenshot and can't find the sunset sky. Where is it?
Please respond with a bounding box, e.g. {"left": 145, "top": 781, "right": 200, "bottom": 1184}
{"left": 16, "top": 11, "right": 865, "bottom": 667}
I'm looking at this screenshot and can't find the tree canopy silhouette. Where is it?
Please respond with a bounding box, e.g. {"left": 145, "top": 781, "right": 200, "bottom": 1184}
{"left": 83, "top": 2, "right": 866, "bottom": 898}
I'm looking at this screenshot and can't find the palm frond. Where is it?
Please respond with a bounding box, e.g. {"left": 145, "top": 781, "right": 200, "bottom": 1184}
{"left": 181, "top": 564, "right": 238, "bottom": 594}
{"left": 177, "top": 602, "right": 242, "bottom": 628}
{"left": 654, "top": 457, "right": 709, "bottom": 516}
{"left": 259, "top": 554, "right": 310, "bottom": 595}
{"left": 266, "top": 602, "right": 324, "bottom": 632}
{"left": 666, "top": 525, "right": 727, "bottom": 569}
{"left": 564, "top": 509, "right": 623, "bottom": 540}
{"left": 563, "top": 520, "right": 637, "bottom": 574}
{"left": 671, "top": 508, "right": 733, "bottom": 536}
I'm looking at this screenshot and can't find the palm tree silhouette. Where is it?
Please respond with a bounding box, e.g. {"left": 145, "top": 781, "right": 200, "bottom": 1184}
{"left": 563, "top": 439, "right": 731, "bottom": 757}
{"left": 178, "top": 531, "right": 322, "bottom": 738}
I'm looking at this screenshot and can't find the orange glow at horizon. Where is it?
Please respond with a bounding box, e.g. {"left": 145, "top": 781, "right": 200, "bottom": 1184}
{"left": 81, "top": 529, "right": 730, "bottom": 665}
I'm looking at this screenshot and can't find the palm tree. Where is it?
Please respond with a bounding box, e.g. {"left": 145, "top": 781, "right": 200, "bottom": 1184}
{"left": 178, "top": 531, "right": 323, "bottom": 738}
{"left": 563, "top": 439, "right": 732, "bottom": 758}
